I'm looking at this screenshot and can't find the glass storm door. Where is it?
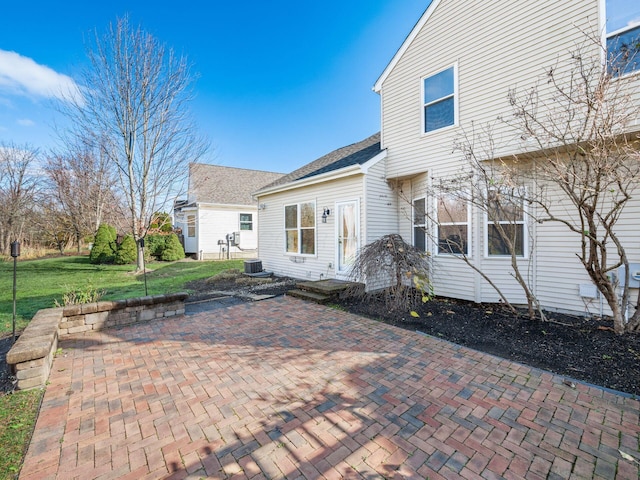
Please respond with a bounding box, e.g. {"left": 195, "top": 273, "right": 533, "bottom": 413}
{"left": 336, "top": 200, "right": 359, "bottom": 278}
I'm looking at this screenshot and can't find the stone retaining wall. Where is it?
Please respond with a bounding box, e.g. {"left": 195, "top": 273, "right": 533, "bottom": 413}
{"left": 6, "top": 292, "right": 188, "bottom": 390}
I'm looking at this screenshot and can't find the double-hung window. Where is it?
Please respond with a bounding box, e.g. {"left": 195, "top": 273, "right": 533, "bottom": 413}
{"left": 486, "top": 190, "right": 525, "bottom": 257}
{"left": 187, "top": 214, "right": 196, "bottom": 238}
{"left": 239, "top": 213, "right": 253, "bottom": 231}
{"left": 436, "top": 194, "right": 468, "bottom": 255}
{"left": 606, "top": 1, "right": 640, "bottom": 76}
{"left": 413, "top": 198, "right": 426, "bottom": 252}
{"left": 423, "top": 66, "right": 456, "bottom": 133}
{"left": 285, "top": 202, "right": 315, "bottom": 255}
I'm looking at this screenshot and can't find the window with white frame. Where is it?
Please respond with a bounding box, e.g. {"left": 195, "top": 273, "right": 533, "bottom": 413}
{"left": 413, "top": 198, "right": 426, "bottom": 252}
{"left": 239, "top": 213, "right": 253, "bottom": 231}
{"left": 284, "top": 202, "right": 315, "bottom": 255}
{"left": 187, "top": 214, "right": 196, "bottom": 238}
{"left": 606, "top": 0, "right": 640, "bottom": 76}
{"left": 423, "top": 66, "right": 456, "bottom": 133}
{"left": 486, "top": 189, "right": 525, "bottom": 257}
{"left": 437, "top": 194, "right": 468, "bottom": 255}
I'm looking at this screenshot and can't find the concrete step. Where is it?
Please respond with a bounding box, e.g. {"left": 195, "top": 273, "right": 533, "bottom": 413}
{"left": 286, "top": 289, "right": 331, "bottom": 304}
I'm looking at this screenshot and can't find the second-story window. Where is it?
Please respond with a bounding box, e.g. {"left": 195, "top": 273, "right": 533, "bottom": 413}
{"left": 423, "top": 66, "right": 456, "bottom": 133}
{"left": 606, "top": 0, "right": 640, "bottom": 76}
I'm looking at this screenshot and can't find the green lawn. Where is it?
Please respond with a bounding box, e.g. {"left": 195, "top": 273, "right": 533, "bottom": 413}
{"left": 0, "top": 255, "right": 244, "bottom": 478}
{"left": 0, "top": 256, "right": 244, "bottom": 337}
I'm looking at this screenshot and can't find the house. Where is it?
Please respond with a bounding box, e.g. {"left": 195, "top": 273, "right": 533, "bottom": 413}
{"left": 256, "top": 0, "right": 640, "bottom": 321}
{"left": 174, "top": 164, "right": 283, "bottom": 259}
{"left": 254, "top": 133, "right": 394, "bottom": 281}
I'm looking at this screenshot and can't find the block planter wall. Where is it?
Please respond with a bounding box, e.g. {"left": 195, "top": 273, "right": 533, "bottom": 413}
{"left": 7, "top": 292, "right": 189, "bottom": 390}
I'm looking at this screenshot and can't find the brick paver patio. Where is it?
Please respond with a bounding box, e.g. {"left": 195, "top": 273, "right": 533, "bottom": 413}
{"left": 19, "top": 296, "right": 640, "bottom": 479}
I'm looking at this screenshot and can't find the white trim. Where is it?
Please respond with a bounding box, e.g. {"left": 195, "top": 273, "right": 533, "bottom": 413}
{"left": 434, "top": 191, "right": 471, "bottom": 257}
{"left": 255, "top": 150, "right": 387, "bottom": 196}
{"left": 373, "top": 0, "right": 442, "bottom": 92}
{"left": 483, "top": 190, "right": 529, "bottom": 259}
{"left": 421, "top": 63, "right": 458, "bottom": 136}
{"left": 283, "top": 200, "right": 317, "bottom": 257}
{"left": 335, "top": 199, "right": 360, "bottom": 279}
{"left": 412, "top": 196, "right": 427, "bottom": 252}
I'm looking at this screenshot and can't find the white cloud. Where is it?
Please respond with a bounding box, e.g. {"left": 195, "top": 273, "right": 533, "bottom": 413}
{"left": 17, "top": 118, "right": 35, "bottom": 127}
{"left": 0, "top": 50, "right": 82, "bottom": 103}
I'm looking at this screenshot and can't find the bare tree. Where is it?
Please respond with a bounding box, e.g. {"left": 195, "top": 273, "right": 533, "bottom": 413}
{"left": 392, "top": 178, "right": 521, "bottom": 317}
{"left": 61, "top": 16, "right": 207, "bottom": 269}
{"left": 446, "top": 123, "right": 544, "bottom": 321}
{"left": 45, "top": 143, "right": 120, "bottom": 252}
{"left": 349, "top": 234, "right": 432, "bottom": 314}
{"left": 507, "top": 36, "right": 640, "bottom": 333}
{"left": 0, "top": 143, "right": 41, "bottom": 255}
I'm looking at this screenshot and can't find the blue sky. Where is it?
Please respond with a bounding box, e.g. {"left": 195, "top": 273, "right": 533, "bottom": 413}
{"left": 0, "top": 1, "right": 429, "bottom": 173}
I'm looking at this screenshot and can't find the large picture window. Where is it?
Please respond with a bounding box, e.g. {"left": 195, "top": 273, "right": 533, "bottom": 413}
{"left": 436, "top": 194, "right": 468, "bottom": 255}
{"left": 423, "top": 66, "right": 456, "bottom": 133}
{"left": 606, "top": 1, "right": 640, "bottom": 76}
{"left": 486, "top": 190, "right": 525, "bottom": 257}
{"left": 285, "top": 202, "right": 315, "bottom": 255}
{"left": 413, "top": 198, "right": 426, "bottom": 252}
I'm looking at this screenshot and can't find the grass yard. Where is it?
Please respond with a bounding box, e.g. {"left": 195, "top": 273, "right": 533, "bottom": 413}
{"left": 0, "top": 255, "right": 244, "bottom": 477}
{"left": 0, "top": 389, "right": 43, "bottom": 478}
{"left": 0, "top": 256, "right": 244, "bottom": 337}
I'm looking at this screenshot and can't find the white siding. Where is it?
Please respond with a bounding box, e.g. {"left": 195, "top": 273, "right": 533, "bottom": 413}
{"left": 257, "top": 175, "right": 366, "bottom": 280}
{"left": 195, "top": 205, "right": 258, "bottom": 259}
{"left": 381, "top": 1, "right": 601, "bottom": 178}
{"left": 257, "top": 155, "right": 398, "bottom": 282}
{"left": 378, "top": 0, "right": 640, "bottom": 316}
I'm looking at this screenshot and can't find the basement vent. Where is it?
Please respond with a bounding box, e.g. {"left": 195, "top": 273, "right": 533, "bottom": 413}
{"left": 579, "top": 284, "right": 599, "bottom": 299}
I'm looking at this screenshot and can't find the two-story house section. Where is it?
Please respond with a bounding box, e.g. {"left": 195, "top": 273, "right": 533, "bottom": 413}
{"left": 374, "top": 0, "right": 640, "bottom": 316}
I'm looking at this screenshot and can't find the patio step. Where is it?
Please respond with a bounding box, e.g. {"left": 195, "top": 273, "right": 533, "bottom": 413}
{"left": 286, "top": 279, "right": 364, "bottom": 305}
{"left": 286, "top": 289, "right": 331, "bottom": 304}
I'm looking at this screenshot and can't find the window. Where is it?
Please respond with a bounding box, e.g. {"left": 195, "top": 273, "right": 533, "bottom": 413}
{"left": 413, "top": 198, "right": 426, "bottom": 252}
{"left": 486, "top": 190, "right": 525, "bottom": 257}
{"left": 285, "top": 202, "right": 315, "bottom": 255}
{"left": 423, "top": 66, "right": 456, "bottom": 133}
{"left": 606, "top": 1, "right": 640, "bottom": 76}
{"left": 239, "top": 213, "right": 253, "bottom": 231}
{"left": 437, "top": 194, "right": 468, "bottom": 255}
{"left": 187, "top": 214, "right": 195, "bottom": 238}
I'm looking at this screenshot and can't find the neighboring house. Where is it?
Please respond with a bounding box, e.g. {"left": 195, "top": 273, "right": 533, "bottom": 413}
{"left": 175, "top": 164, "right": 283, "bottom": 259}
{"left": 256, "top": 0, "right": 640, "bottom": 318}
{"left": 254, "top": 133, "right": 394, "bottom": 281}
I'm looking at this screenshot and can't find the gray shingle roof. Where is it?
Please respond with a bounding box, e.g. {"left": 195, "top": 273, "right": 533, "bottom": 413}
{"left": 188, "top": 164, "right": 284, "bottom": 205}
{"left": 259, "top": 133, "right": 382, "bottom": 191}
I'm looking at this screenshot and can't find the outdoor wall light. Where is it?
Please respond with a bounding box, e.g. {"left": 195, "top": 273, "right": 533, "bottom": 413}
{"left": 322, "top": 207, "right": 331, "bottom": 223}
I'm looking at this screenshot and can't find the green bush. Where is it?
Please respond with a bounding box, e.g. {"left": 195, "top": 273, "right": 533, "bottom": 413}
{"left": 115, "top": 235, "right": 137, "bottom": 265}
{"left": 89, "top": 224, "right": 117, "bottom": 264}
{"left": 145, "top": 234, "right": 166, "bottom": 260}
{"left": 161, "top": 233, "right": 185, "bottom": 261}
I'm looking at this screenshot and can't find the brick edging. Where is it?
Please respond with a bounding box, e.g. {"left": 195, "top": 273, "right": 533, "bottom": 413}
{"left": 6, "top": 292, "right": 189, "bottom": 390}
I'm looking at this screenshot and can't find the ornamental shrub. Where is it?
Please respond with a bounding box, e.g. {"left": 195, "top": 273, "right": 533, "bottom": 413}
{"left": 89, "top": 224, "right": 117, "bottom": 264}
{"left": 160, "top": 233, "right": 185, "bottom": 261}
{"left": 115, "top": 234, "right": 137, "bottom": 265}
{"left": 145, "top": 234, "right": 166, "bottom": 260}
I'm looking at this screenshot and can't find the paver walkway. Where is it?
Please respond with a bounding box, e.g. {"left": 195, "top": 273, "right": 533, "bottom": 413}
{"left": 20, "top": 296, "right": 640, "bottom": 479}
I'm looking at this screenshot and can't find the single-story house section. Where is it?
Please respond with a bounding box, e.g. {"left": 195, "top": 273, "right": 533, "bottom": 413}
{"left": 174, "top": 163, "right": 283, "bottom": 260}
{"left": 254, "top": 133, "right": 395, "bottom": 281}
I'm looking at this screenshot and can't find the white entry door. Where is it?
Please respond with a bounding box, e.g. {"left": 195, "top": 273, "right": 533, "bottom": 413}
{"left": 336, "top": 200, "right": 359, "bottom": 279}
